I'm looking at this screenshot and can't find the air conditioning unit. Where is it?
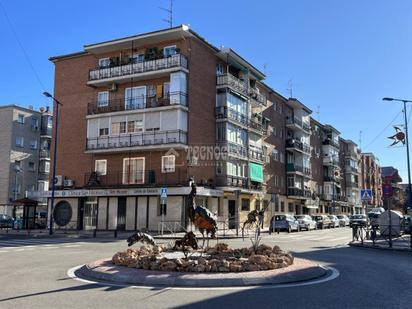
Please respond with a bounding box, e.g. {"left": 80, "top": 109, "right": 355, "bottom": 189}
{"left": 64, "top": 179, "right": 74, "bottom": 187}
{"left": 54, "top": 175, "right": 64, "bottom": 187}
{"left": 108, "top": 83, "right": 118, "bottom": 92}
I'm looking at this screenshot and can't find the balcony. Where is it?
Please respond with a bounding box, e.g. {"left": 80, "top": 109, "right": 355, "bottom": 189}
{"left": 217, "top": 141, "right": 248, "bottom": 160}
{"left": 216, "top": 74, "right": 248, "bottom": 97}
{"left": 287, "top": 188, "right": 312, "bottom": 199}
{"left": 84, "top": 167, "right": 187, "bottom": 188}
{"left": 249, "top": 87, "right": 266, "bottom": 106}
{"left": 285, "top": 116, "right": 310, "bottom": 133}
{"left": 88, "top": 54, "right": 188, "bottom": 86}
{"left": 323, "top": 156, "right": 339, "bottom": 166}
{"left": 87, "top": 92, "right": 187, "bottom": 115}
{"left": 322, "top": 138, "right": 339, "bottom": 149}
{"left": 345, "top": 165, "right": 358, "bottom": 174}
{"left": 324, "top": 175, "right": 340, "bottom": 183}
{"left": 249, "top": 148, "right": 265, "bottom": 163}
{"left": 215, "top": 175, "right": 263, "bottom": 191}
{"left": 39, "top": 150, "right": 50, "bottom": 159}
{"left": 215, "top": 106, "right": 249, "bottom": 128}
{"left": 86, "top": 130, "right": 187, "bottom": 152}
{"left": 286, "top": 139, "right": 311, "bottom": 154}
{"left": 287, "top": 163, "right": 311, "bottom": 177}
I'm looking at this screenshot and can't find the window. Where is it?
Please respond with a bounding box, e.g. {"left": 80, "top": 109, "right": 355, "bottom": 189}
{"left": 131, "top": 53, "right": 144, "bottom": 63}
{"left": 125, "top": 86, "right": 146, "bottom": 110}
{"left": 17, "top": 114, "right": 24, "bottom": 124}
{"left": 30, "top": 140, "right": 38, "bottom": 150}
{"left": 95, "top": 160, "right": 107, "bottom": 176}
{"left": 98, "top": 58, "right": 110, "bottom": 68}
{"left": 28, "top": 162, "right": 35, "bottom": 172}
{"left": 163, "top": 82, "right": 170, "bottom": 98}
{"left": 31, "top": 117, "right": 38, "bottom": 129}
{"left": 216, "top": 64, "right": 224, "bottom": 76}
{"left": 241, "top": 198, "right": 250, "bottom": 211}
{"left": 274, "top": 175, "right": 279, "bottom": 187}
{"left": 111, "top": 122, "right": 126, "bottom": 134}
{"left": 44, "top": 161, "right": 50, "bottom": 173}
{"left": 288, "top": 203, "right": 294, "bottom": 213}
{"left": 16, "top": 137, "right": 24, "bottom": 147}
{"left": 99, "top": 128, "right": 109, "bottom": 136}
{"left": 280, "top": 201, "right": 285, "bottom": 212}
{"left": 280, "top": 151, "right": 284, "bottom": 163}
{"left": 127, "top": 120, "right": 143, "bottom": 133}
{"left": 97, "top": 91, "right": 109, "bottom": 107}
{"left": 122, "top": 157, "right": 145, "bottom": 184}
{"left": 272, "top": 127, "right": 277, "bottom": 137}
{"left": 15, "top": 160, "right": 21, "bottom": 169}
{"left": 161, "top": 155, "right": 175, "bottom": 173}
{"left": 47, "top": 117, "right": 53, "bottom": 129}
{"left": 163, "top": 45, "right": 177, "bottom": 57}
{"left": 272, "top": 149, "right": 279, "bottom": 161}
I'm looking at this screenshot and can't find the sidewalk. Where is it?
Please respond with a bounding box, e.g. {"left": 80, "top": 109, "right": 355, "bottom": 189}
{"left": 349, "top": 235, "right": 412, "bottom": 252}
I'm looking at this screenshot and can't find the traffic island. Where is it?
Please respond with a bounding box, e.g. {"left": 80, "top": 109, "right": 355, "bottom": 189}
{"left": 73, "top": 243, "right": 328, "bottom": 287}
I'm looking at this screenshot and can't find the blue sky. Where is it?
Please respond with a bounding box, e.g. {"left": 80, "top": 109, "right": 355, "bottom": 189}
{"left": 1, "top": 0, "right": 412, "bottom": 180}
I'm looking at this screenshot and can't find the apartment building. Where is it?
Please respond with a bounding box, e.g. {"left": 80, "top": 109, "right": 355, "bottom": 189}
{"left": 360, "top": 152, "right": 383, "bottom": 211}
{"left": 0, "top": 105, "right": 52, "bottom": 217}
{"left": 39, "top": 25, "right": 275, "bottom": 231}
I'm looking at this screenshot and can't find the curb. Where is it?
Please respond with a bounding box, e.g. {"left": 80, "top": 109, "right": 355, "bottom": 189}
{"left": 74, "top": 258, "right": 327, "bottom": 288}
{"left": 349, "top": 242, "right": 412, "bottom": 252}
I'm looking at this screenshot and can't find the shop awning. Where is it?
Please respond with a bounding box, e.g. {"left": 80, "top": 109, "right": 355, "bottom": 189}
{"left": 249, "top": 162, "right": 263, "bottom": 183}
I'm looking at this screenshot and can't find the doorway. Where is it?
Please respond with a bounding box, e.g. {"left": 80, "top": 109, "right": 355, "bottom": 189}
{"left": 117, "top": 197, "right": 126, "bottom": 230}
{"left": 83, "top": 197, "right": 97, "bottom": 230}
{"left": 228, "top": 200, "right": 236, "bottom": 229}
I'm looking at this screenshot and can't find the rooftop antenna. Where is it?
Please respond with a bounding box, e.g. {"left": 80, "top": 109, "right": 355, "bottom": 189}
{"left": 359, "top": 130, "right": 363, "bottom": 151}
{"left": 160, "top": 0, "right": 173, "bottom": 28}
{"left": 316, "top": 105, "right": 320, "bottom": 121}
{"left": 263, "top": 63, "right": 268, "bottom": 77}
{"left": 287, "top": 79, "right": 293, "bottom": 98}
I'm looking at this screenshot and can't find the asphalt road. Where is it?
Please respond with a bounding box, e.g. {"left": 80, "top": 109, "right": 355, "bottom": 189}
{"left": 0, "top": 227, "right": 411, "bottom": 309}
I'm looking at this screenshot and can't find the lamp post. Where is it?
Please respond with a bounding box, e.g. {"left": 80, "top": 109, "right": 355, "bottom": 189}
{"left": 383, "top": 97, "right": 412, "bottom": 249}
{"left": 43, "top": 92, "right": 62, "bottom": 235}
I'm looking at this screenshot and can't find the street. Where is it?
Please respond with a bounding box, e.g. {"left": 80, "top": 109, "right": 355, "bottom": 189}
{"left": 0, "top": 228, "right": 411, "bottom": 309}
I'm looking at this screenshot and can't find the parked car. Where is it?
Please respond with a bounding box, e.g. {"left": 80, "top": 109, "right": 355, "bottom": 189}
{"left": 349, "top": 214, "right": 368, "bottom": 227}
{"left": 328, "top": 215, "right": 340, "bottom": 228}
{"left": 0, "top": 214, "right": 14, "bottom": 228}
{"left": 367, "top": 212, "right": 381, "bottom": 227}
{"left": 336, "top": 215, "right": 350, "bottom": 227}
{"left": 34, "top": 211, "right": 47, "bottom": 229}
{"left": 272, "top": 215, "right": 300, "bottom": 233}
{"left": 312, "top": 215, "right": 333, "bottom": 229}
{"left": 295, "top": 215, "right": 317, "bottom": 231}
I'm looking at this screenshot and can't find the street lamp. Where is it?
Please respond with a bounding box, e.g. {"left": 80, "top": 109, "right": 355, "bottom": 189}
{"left": 382, "top": 97, "right": 412, "bottom": 213}
{"left": 383, "top": 97, "right": 412, "bottom": 249}
{"left": 43, "top": 91, "right": 62, "bottom": 235}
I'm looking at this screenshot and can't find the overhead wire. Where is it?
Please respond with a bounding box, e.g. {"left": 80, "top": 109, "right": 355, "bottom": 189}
{"left": 0, "top": 1, "right": 46, "bottom": 91}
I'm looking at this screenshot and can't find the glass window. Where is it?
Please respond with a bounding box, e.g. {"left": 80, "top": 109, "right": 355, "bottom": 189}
{"left": 241, "top": 199, "right": 250, "bottom": 211}
{"left": 98, "top": 58, "right": 110, "bottom": 68}
{"left": 131, "top": 53, "right": 144, "bottom": 63}
{"left": 97, "top": 92, "right": 109, "bottom": 107}
{"left": 122, "top": 157, "right": 145, "bottom": 184}
{"left": 216, "top": 64, "right": 224, "bottom": 76}
{"left": 30, "top": 140, "right": 38, "bottom": 149}
{"left": 28, "top": 162, "right": 35, "bottom": 172}
{"left": 163, "top": 82, "right": 170, "bottom": 97}
{"left": 111, "top": 122, "right": 126, "bottom": 134}
{"left": 272, "top": 149, "right": 279, "bottom": 161}
{"left": 44, "top": 161, "right": 50, "bottom": 173}
{"left": 99, "top": 128, "right": 109, "bottom": 136}
{"left": 163, "top": 45, "right": 177, "bottom": 57}
{"left": 95, "top": 160, "right": 107, "bottom": 176}
{"left": 31, "top": 117, "right": 38, "bottom": 128}
{"left": 17, "top": 114, "right": 24, "bottom": 124}
{"left": 16, "top": 137, "right": 24, "bottom": 147}
{"left": 161, "top": 155, "right": 175, "bottom": 173}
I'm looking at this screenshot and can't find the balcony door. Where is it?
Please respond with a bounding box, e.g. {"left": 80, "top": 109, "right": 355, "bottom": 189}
{"left": 125, "top": 86, "right": 146, "bottom": 110}
{"left": 122, "top": 157, "right": 145, "bottom": 185}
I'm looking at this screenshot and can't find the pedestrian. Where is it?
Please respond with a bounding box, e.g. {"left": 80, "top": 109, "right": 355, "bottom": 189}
{"left": 258, "top": 209, "right": 264, "bottom": 229}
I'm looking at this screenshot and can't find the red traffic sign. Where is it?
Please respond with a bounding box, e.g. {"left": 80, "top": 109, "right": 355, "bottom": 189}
{"left": 382, "top": 184, "right": 393, "bottom": 198}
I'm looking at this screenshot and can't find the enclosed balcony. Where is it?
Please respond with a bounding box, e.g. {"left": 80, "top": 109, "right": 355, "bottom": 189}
{"left": 286, "top": 138, "right": 311, "bottom": 154}
{"left": 287, "top": 188, "right": 311, "bottom": 199}
{"left": 286, "top": 163, "right": 311, "bottom": 177}
{"left": 249, "top": 87, "right": 266, "bottom": 106}
{"left": 322, "top": 138, "right": 339, "bottom": 149}
{"left": 216, "top": 74, "right": 248, "bottom": 97}
{"left": 248, "top": 147, "right": 265, "bottom": 163}
{"left": 217, "top": 141, "right": 248, "bottom": 160}
{"left": 88, "top": 54, "right": 188, "bottom": 86}
{"left": 87, "top": 92, "right": 187, "bottom": 115}
{"left": 86, "top": 130, "right": 187, "bottom": 153}
{"left": 285, "top": 116, "right": 310, "bottom": 133}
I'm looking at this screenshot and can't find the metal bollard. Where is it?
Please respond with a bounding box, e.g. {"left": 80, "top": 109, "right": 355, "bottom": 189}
{"left": 93, "top": 229, "right": 97, "bottom": 238}
{"left": 114, "top": 229, "right": 118, "bottom": 238}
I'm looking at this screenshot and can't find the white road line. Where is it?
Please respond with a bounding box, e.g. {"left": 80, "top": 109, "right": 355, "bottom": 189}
{"left": 39, "top": 246, "right": 59, "bottom": 249}
{"left": 62, "top": 245, "right": 82, "bottom": 248}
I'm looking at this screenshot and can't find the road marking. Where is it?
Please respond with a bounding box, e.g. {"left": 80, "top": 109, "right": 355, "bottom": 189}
{"left": 63, "top": 245, "right": 82, "bottom": 248}
{"left": 67, "top": 265, "right": 340, "bottom": 290}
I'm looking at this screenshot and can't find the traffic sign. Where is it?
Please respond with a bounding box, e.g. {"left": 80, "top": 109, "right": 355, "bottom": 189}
{"left": 160, "top": 188, "right": 168, "bottom": 198}
{"left": 361, "top": 189, "right": 373, "bottom": 201}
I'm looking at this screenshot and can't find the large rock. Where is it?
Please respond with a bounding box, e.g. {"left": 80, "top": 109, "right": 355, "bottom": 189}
{"left": 214, "top": 243, "right": 229, "bottom": 252}
{"left": 248, "top": 254, "right": 268, "bottom": 265}
{"left": 245, "top": 263, "right": 260, "bottom": 271}
{"left": 159, "top": 261, "right": 177, "bottom": 272}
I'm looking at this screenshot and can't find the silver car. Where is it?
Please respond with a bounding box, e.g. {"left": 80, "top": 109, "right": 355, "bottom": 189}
{"left": 336, "top": 215, "right": 350, "bottom": 227}
{"left": 295, "top": 215, "right": 317, "bottom": 231}
{"left": 328, "top": 215, "right": 340, "bottom": 228}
